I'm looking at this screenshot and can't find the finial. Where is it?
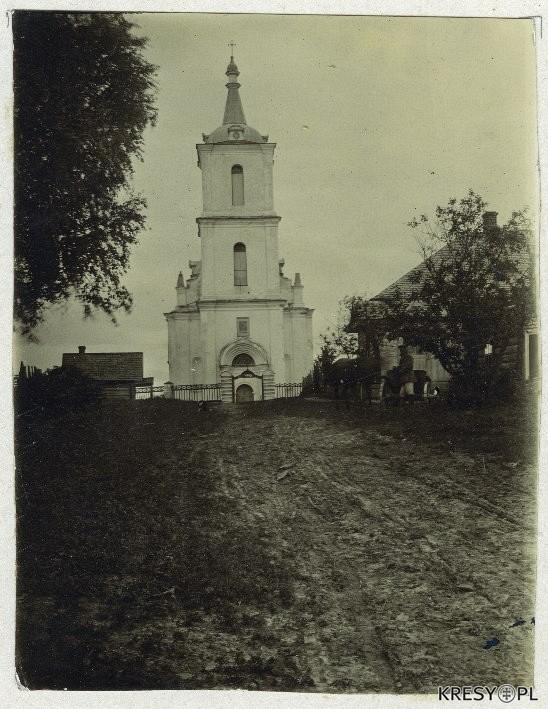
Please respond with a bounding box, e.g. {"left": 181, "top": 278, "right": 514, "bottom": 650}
{"left": 225, "top": 45, "right": 240, "bottom": 80}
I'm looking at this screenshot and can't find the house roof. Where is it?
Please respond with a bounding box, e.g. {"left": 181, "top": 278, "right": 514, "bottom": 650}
{"left": 372, "top": 243, "right": 531, "bottom": 303}
{"left": 62, "top": 352, "right": 144, "bottom": 381}
{"left": 372, "top": 247, "right": 450, "bottom": 302}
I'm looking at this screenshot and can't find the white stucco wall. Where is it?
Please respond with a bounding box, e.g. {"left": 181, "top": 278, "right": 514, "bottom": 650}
{"left": 166, "top": 311, "right": 202, "bottom": 385}
{"left": 283, "top": 308, "right": 314, "bottom": 382}
{"left": 197, "top": 143, "right": 276, "bottom": 216}
{"left": 198, "top": 219, "right": 281, "bottom": 300}
{"left": 165, "top": 126, "right": 313, "bottom": 395}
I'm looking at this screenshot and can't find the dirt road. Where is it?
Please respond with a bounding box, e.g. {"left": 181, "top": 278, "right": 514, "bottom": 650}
{"left": 17, "top": 397, "right": 536, "bottom": 692}
{"left": 176, "top": 400, "right": 536, "bottom": 692}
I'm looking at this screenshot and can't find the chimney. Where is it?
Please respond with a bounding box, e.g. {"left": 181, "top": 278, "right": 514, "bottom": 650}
{"left": 78, "top": 345, "right": 86, "bottom": 355}
{"left": 483, "top": 211, "right": 498, "bottom": 230}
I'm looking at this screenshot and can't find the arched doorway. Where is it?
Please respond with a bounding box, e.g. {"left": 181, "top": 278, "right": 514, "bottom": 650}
{"left": 235, "top": 384, "right": 254, "bottom": 402}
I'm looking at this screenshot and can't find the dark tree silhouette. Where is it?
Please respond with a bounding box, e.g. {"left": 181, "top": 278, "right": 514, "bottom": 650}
{"left": 383, "top": 191, "right": 533, "bottom": 401}
{"left": 13, "top": 12, "right": 158, "bottom": 336}
{"left": 330, "top": 192, "right": 533, "bottom": 405}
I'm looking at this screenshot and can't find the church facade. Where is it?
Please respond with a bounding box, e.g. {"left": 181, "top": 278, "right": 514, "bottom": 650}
{"left": 165, "top": 56, "right": 313, "bottom": 402}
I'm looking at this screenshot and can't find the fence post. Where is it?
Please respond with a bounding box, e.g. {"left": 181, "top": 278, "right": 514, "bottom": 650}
{"left": 164, "top": 381, "right": 174, "bottom": 399}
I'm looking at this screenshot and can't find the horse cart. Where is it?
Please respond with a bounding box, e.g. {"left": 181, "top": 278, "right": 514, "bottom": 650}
{"left": 380, "top": 368, "right": 433, "bottom": 404}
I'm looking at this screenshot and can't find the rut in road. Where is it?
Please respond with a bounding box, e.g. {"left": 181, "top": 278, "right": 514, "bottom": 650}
{"left": 197, "top": 402, "right": 535, "bottom": 692}
{"left": 206, "top": 404, "right": 398, "bottom": 692}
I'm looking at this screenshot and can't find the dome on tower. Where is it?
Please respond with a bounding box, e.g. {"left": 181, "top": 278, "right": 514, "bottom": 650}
{"left": 226, "top": 58, "right": 239, "bottom": 73}
{"left": 205, "top": 124, "right": 266, "bottom": 144}
{"left": 203, "top": 57, "right": 268, "bottom": 144}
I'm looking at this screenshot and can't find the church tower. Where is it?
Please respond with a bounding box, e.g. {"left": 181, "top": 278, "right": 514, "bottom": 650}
{"left": 165, "top": 55, "right": 313, "bottom": 402}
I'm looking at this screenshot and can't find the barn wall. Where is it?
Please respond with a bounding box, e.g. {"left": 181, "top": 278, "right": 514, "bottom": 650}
{"left": 102, "top": 383, "right": 133, "bottom": 399}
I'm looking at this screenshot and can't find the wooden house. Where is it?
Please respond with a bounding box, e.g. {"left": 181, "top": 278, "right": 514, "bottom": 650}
{"left": 350, "top": 212, "right": 539, "bottom": 393}
{"left": 61, "top": 346, "right": 153, "bottom": 399}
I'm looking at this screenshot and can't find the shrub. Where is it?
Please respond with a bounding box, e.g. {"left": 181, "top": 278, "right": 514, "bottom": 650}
{"left": 15, "top": 366, "right": 103, "bottom": 418}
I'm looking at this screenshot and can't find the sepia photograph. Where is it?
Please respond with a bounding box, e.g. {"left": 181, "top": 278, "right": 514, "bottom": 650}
{"left": 9, "top": 7, "right": 542, "bottom": 702}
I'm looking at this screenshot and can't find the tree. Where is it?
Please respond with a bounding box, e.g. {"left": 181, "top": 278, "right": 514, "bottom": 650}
{"left": 382, "top": 191, "right": 533, "bottom": 401}
{"left": 315, "top": 297, "right": 384, "bottom": 398}
{"left": 13, "top": 12, "right": 158, "bottom": 336}
{"left": 15, "top": 366, "right": 103, "bottom": 418}
{"left": 319, "top": 296, "right": 359, "bottom": 360}
{"left": 319, "top": 295, "right": 387, "bottom": 362}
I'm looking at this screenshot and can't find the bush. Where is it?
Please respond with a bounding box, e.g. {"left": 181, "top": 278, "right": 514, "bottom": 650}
{"left": 492, "top": 370, "right": 523, "bottom": 402}
{"left": 15, "top": 366, "right": 103, "bottom": 418}
{"left": 447, "top": 368, "right": 522, "bottom": 408}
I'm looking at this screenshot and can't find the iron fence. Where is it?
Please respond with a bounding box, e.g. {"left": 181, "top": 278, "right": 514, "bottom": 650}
{"left": 275, "top": 383, "right": 303, "bottom": 399}
{"left": 134, "top": 385, "right": 165, "bottom": 400}
{"left": 173, "top": 383, "right": 222, "bottom": 402}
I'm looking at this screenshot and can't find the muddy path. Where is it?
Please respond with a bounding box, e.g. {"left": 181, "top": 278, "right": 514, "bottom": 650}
{"left": 208, "top": 406, "right": 396, "bottom": 692}
{"left": 200, "top": 401, "right": 535, "bottom": 692}
{"left": 16, "top": 398, "right": 535, "bottom": 692}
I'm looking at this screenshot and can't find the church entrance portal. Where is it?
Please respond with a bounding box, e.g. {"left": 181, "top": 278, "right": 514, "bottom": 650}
{"left": 232, "top": 368, "right": 263, "bottom": 402}
{"left": 235, "top": 384, "right": 254, "bottom": 402}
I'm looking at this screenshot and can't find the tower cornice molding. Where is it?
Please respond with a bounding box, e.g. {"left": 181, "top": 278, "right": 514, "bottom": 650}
{"left": 197, "top": 142, "right": 276, "bottom": 151}
{"left": 196, "top": 215, "right": 281, "bottom": 226}
{"left": 197, "top": 298, "right": 287, "bottom": 308}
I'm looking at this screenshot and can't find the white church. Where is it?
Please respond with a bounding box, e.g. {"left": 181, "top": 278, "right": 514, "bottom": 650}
{"left": 165, "top": 55, "right": 313, "bottom": 403}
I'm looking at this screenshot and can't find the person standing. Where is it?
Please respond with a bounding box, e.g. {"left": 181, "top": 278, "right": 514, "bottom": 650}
{"left": 398, "top": 345, "right": 416, "bottom": 404}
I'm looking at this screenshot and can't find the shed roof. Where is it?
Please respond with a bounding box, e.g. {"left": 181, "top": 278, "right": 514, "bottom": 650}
{"left": 62, "top": 352, "right": 144, "bottom": 381}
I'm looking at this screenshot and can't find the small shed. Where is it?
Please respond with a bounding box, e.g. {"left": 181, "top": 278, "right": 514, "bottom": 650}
{"left": 61, "top": 346, "right": 153, "bottom": 399}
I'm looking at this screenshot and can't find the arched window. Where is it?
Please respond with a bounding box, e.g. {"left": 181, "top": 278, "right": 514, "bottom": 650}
{"left": 231, "top": 165, "right": 244, "bottom": 205}
{"left": 234, "top": 243, "right": 247, "bottom": 286}
{"left": 232, "top": 353, "right": 255, "bottom": 367}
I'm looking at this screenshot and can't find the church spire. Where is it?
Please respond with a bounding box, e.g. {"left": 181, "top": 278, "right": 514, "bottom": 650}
{"left": 223, "top": 52, "right": 247, "bottom": 125}
{"left": 203, "top": 52, "right": 266, "bottom": 144}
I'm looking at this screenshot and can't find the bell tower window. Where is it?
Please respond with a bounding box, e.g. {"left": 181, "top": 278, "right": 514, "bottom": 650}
{"left": 231, "top": 165, "right": 244, "bottom": 205}
{"left": 234, "top": 243, "right": 247, "bottom": 286}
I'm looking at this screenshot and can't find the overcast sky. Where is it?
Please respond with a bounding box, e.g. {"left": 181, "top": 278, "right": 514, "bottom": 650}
{"left": 14, "top": 13, "right": 539, "bottom": 384}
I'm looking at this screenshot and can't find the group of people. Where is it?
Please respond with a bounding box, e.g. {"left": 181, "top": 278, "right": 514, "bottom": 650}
{"left": 383, "top": 344, "right": 439, "bottom": 404}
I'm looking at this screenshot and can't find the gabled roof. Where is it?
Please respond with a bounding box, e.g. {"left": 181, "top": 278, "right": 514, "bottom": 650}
{"left": 372, "top": 247, "right": 450, "bottom": 302}
{"left": 372, "top": 242, "right": 531, "bottom": 303}
{"left": 62, "top": 352, "right": 144, "bottom": 381}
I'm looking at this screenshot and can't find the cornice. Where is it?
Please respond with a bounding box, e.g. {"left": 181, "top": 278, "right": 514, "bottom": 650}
{"left": 196, "top": 142, "right": 276, "bottom": 151}
{"left": 196, "top": 215, "right": 281, "bottom": 225}
{"left": 197, "top": 298, "right": 287, "bottom": 309}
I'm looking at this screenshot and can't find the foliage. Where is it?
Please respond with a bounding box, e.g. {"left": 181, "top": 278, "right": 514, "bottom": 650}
{"left": 381, "top": 191, "right": 532, "bottom": 403}
{"left": 320, "top": 304, "right": 357, "bottom": 360}
{"left": 15, "top": 366, "right": 103, "bottom": 418}
{"left": 315, "top": 297, "right": 387, "bottom": 394}
{"left": 341, "top": 295, "right": 389, "bottom": 358}
{"left": 13, "top": 12, "right": 158, "bottom": 336}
